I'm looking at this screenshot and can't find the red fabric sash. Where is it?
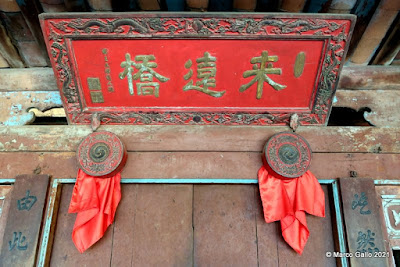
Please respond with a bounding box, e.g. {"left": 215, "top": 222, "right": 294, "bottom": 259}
{"left": 68, "top": 169, "right": 121, "bottom": 253}
{"left": 258, "top": 166, "right": 325, "bottom": 254}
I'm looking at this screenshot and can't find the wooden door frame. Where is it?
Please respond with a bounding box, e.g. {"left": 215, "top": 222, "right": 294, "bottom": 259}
{"left": 28, "top": 178, "right": 347, "bottom": 266}
{"left": 4, "top": 178, "right": 397, "bottom": 266}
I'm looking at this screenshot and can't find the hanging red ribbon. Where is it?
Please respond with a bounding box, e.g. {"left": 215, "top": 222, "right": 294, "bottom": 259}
{"left": 258, "top": 164, "right": 325, "bottom": 254}
{"left": 70, "top": 131, "right": 126, "bottom": 253}
{"left": 68, "top": 169, "right": 121, "bottom": 253}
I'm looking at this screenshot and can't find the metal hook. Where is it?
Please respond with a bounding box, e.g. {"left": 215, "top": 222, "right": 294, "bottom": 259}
{"left": 91, "top": 113, "right": 101, "bottom": 132}
{"left": 289, "top": 113, "right": 299, "bottom": 132}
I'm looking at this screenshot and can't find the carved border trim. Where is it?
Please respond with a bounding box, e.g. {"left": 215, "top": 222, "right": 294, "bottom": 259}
{"left": 40, "top": 14, "right": 355, "bottom": 125}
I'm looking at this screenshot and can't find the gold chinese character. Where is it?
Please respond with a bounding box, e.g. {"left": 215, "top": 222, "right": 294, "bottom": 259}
{"left": 239, "top": 51, "right": 286, "bottom": 99}
{"left": 183, "top": 52, "right": 226, "bottom": 98}
{"left": 119, "top": 53, "right": 169, "bottom": 97}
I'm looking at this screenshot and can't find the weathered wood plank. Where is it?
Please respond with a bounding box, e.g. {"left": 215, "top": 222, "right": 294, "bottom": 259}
{"left": 0, "top": 174, "right": 49, "bottom": 267}
{"left": 193, "top": 184, "right": 258, "bottom": 266}
{"left": 0, "top": 23, "right": 24, "bottom": 68}
{"left": 3, "top": 89, "right": 398, "bottom": 126}
{"left": 0, "top": 68, "right": 57, "bottom": 91}
{"left": 16, "top": 0, "right": 50, "bottom": 66}
{"left": 112, "top": 184, "right": 193, "bottom": 266}
{"left": 49, "top": 184, "right": 113, "bottom": 267}
{"left": 0, "top": 91, "right": 62, "bottom": 126}
{"left": 334, "top": 90, "right": 400, "bottom": 127}
{"left": 0, "top": 53, "right": 10, "bottom": 68}
{"left": 0, "top": 126, "right": 399, "bottom": 154}
{"left": 255, "top": 187, "right": 279, "bottom": 267}
{"left": 327, "top": 0, "right": 357, "bottom": 13}
{"left": 340, "top": 178, "right": 391, "bottom": 266}
{"left": 338, "top": 66, "right": 400, "bottom": 90}
{"left": 349, "top": 0, "right": 400, "bottom": 65}
{"left": 1, "top": 66, "right": 398, "bottom": 91}
{"left": 0, "top": 186, "right": 13, "bottom": 253}
{"left": 0, "top": 152, "right": 399, "bottom": 180}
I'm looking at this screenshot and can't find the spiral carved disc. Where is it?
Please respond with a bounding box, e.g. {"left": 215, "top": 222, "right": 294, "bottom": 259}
{"left": 264, "top": 132, "right": 312, "bottom": 178}
{"left": 77, "top": 131, "right": 127, "bottom": 177}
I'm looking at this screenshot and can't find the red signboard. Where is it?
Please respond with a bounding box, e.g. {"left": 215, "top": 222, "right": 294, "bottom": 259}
{"left": 40, "top": 13, "right": 355, "bottom": 125}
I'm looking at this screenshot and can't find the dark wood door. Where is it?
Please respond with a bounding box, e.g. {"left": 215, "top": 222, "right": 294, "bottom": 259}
{"left": 50, "top": 184, "right": 336, "bottom": 267}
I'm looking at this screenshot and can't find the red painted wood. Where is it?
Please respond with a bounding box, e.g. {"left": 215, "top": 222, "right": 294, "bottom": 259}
{"left": 71, "top": 39, "right": 324, "bottom": 111}
{"left": 40, "top": 13, "right": 355, "bottom": 125}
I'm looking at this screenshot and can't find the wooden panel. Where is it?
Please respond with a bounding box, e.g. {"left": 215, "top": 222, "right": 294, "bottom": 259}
{"left": 50, "top": 184, "right": 113, "bottom": 266}
{"left": 340, "top": 178, "right": 390, "bottom": 267}
{"left": 193, "top": 185, "right": 258, "bottom": 266}
{"left": 327, "top": 0, "right": 358, "bottom": 13}
{"left": 87, "top": 0, "right": 112, "bottom": 11}
{"left": 4, "top": 88, "right": 399, "bottom": 127}
{"left": 0, "top": 126, "right": 399, "bottom": 154}
{"left": 0, "top": 0, "right": 20, "bottom": 12}
{"left": 0, "top": 185, "right": 13, "bottom": 252}
{"left": 349, "top": 0, "right": 400, "bottom": 65}
{"left": 280, "top": 0, "right": 306, "bottom": 12}
{"left": 111, "top": 184, "right": 193, "bottom": 266}
{"left": 276, "top": 186, "right": 336, "bottom": 267}
{"left": 0, "top": 68, "right": 57, "bottom": 91}
{"left": 16, "top": 0, "right": 50, "bottom": 65}
{"left": 0, "top": 152, "right": 399, "bottom": 180}
{"left": 376, "top": 186, "right": 400, "bottom": 249}
{"left": 0, "top": 23, "right": 24, "bottom": 68}
{"left": 255, "top": 187, "right": 279, "bottom": 267}
{"left": 338, "top": 66, "right": 400, "bottom": 90}
{"left": 0, "top": 91, "right": 62, "bottom": 126}
{"left": 334, "top": 90, "right": 400, "bottom": 127}
{"left": 0, "top": 174, "right": 49, "bottom": 267}
{"left": 0, "top": 53, "right": 9, "bottom": 68}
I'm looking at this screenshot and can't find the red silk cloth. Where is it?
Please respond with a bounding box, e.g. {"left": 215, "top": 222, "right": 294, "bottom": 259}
{"left": 258, "top": 165, "right": 325, "bottom": 254}
{"left": 68, "top": 169, "right": 121, "bottom": 253}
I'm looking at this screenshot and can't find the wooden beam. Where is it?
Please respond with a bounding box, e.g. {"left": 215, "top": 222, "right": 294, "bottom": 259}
{"left": 0, "top": 151, "right": 398, "bottom": 180}
{"left": 15, "top": 0, "right": 50, "bottom": 66}
{"left": 0, "top": 24, "right": 24, "bottom": 68}
{"left": 0, "top": 91, "right": 62, "bottom": 126}
{"left": 335, "top": 90, "right": 400, "bottom": 127}
{"left": 0, "top": 68, "right": 56, "bottom": 91}
{"left": 0, "top": 126, "right": 398, "bottom": 153}
{"left": 338, "top": 66, "right": 400, "bottom": 90}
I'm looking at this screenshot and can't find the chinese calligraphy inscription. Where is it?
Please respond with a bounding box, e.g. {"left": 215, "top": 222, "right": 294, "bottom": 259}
{"left": 0, "top": 175, "right": 49, "bottom": 266}
{"left": 17, "top": 190, "right": 37, "bottom": 211}
{"left": 183, "top": 52, "right": 226, "bottom": 97}
{"left": 356, "top": 229, "right": 379, "bottom": 253}
{"left": 240, "top": 51, "right": 287, "bottom": 99}
{"left": 119, "top": 53, "right": 169, "bottom": 97}
{"left": 340, "top": 178, "right": 389, "bottom": 266}
{"left": 102, "top": 48, "right": 114, "bottom": 92}
{"left": 352, "top": 192, "right": 371, "bottom": 215}
{"left": 8, "top": 232, "right": 28, "bottom": 251}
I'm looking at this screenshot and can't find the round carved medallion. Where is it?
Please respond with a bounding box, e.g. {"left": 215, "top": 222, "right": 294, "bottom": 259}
{"left": 77, "top": 131, "right": 127, "bottom": 177}
{"left": 263, "top": 132, "right": 312, "bottom": 178}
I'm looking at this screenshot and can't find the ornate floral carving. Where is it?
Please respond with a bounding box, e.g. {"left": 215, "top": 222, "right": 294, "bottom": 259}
{"left": 42, "top": 14, "right": 354, "bottom": 125}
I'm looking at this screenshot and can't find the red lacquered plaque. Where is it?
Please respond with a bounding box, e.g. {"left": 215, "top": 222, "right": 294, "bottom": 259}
{"left": 40, "top": 13, "right": 355, "bottom": 125}
{"left": 264, "top": 132, "right": 312, "bottom": 178}
{"left": 77, "top": 131, "right": 127, "bottom": 177}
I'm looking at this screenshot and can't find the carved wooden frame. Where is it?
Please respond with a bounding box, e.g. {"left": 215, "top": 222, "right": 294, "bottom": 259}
{"left": 40, "top": 13, "right": 355, "bottom": 125}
